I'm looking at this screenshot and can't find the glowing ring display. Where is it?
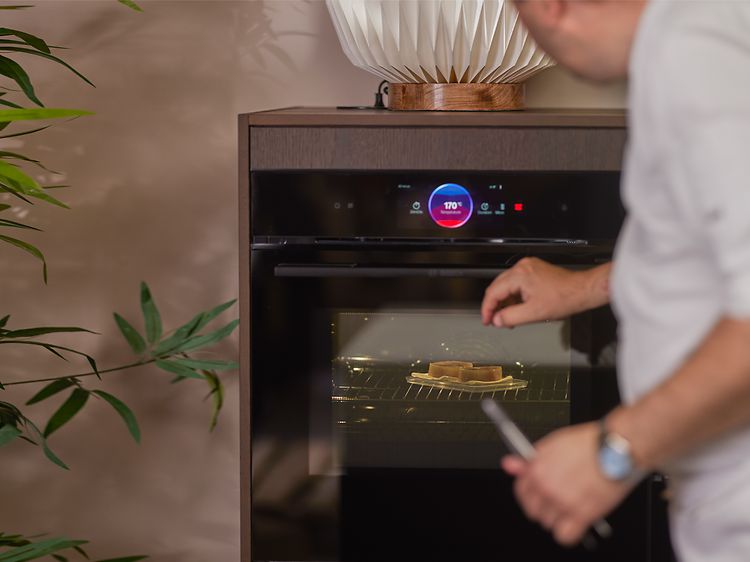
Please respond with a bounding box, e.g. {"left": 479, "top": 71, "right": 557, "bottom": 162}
{"left": 428, "top": 183, "right": 473, "bottom": 228}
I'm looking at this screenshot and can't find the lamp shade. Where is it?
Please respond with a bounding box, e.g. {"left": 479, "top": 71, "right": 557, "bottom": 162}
{"left": 325, "top": 0, "right": 554, "bottom": 85}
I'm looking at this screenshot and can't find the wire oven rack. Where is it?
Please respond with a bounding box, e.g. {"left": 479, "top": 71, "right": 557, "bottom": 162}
{"left": 333, "top": 366, "right": 570, "bottom": 403}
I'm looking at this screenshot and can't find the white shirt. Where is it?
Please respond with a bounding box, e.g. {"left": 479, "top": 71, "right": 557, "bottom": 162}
{"left": 611, "top": 0, "right": 750, "bottom": 487}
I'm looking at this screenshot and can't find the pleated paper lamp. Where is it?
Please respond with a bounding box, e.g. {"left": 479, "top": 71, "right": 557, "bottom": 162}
{"left": 326, "top": 0, "right": 555, "bottom": 110}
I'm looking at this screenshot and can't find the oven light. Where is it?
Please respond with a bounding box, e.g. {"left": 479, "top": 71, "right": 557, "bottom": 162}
{"left": 364, "top": 406, "right": 375, "bottom": 410}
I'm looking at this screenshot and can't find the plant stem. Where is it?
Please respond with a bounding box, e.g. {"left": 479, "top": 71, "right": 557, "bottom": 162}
{"left": 2, "top": 359, "right": 157, "bottom": 387}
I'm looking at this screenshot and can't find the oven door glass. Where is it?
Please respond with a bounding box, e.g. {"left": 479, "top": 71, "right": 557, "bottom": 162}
{"left": 331, "top": 309, "right": 572, "bottom": 470}
{"left": 250, "top": 247, "right": 629, "bottom": 562}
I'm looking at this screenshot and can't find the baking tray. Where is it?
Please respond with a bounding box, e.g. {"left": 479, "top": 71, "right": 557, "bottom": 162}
{"left": 406, "top": 372, "right": 528, "bottom": 393}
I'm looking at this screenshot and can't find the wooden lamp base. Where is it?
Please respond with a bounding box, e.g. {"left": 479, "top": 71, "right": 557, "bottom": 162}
{"left": 388, "top": 82, "right": 524, "bottom": 111}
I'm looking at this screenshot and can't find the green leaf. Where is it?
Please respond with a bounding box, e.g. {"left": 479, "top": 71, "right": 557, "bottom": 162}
{"left": 51, "top": 554, "right": 67, "bottom": 562}
{"left": 0, "top": 534, "right": 30, "bottom": 547}
{"left": 117, "top": 0, "right": 144, "bottom": 11}
{"left": 95, "top": 557, "right": 148, "bottom": 562}
{"left": 92, "top": 390, "right": 140, "bottom": 444}
{"left": 204, "top": 371, "right": 224, "bottom": 432}
{"left": 0, "top": 54, "right": 41, "bottom": 106}
{"left": 0, "top": 47, "right": 93, "bottom": 87}
{"left": 0, "top": 314, "right": 9, "bottom": 328}
{"left": 0, "top": 182, "right": 33, "bottom": 204}
{"left": 0, "top": 537, "right": 87, "bottom": 562}
{"left": 0, "top": 340, "right": 98, "bottom": 371}
{"left": 0, "top": 400, "right": 23, "bottom": 424}
{"left": 40, "top": 439, "right": 68, "bottom": 469}
{"left": 86, "top": 355, "right": 101, "bottom": 381}
{"left": 113, "top": 313, "right": 146, "bottom": 355}
{"left": 154, "top": 359, "right": 204, "bottom": 380}
{"left": 0, "top": 423, "right": 21, "bottom": 446}
{"left": 0, "top": 234, "right": 46, "bottom": 283}
{"left": 25, "top": 378, "right": 76, "bottom": 405}
{"left": 2, "top": 326, "right": 94, "bottom": 339}
{"left": 169, "top": 358, "right": 238, "bottom": 372}
{"left": 0, "top": 123, "right": 51, "bottom": 138}
{"left": 0, "top": 180, "right": 68, "bottom": 208}
{"left": 0, "top": 97, "right": 22, "bottom": 109}
{"left": 43, "top": 388, "right": 89, "bottom": 437}
{"left": 153, "top": 302, "right": 237, "bottom": 356}
{"left": 190, "top": 299, "right": 236, "bottom": 335}
{"left": 21, "top": 416, "right": 68, "bottom": 470}
{"left": 168, "top": 319, "right": 239, "bottom": 354}
{"left": 0, "top": 149, "right": 58, "bottom": 172}
{"left": 0, "top": 108, "right": 92, "bottom": 123}
{"left": 73, "top": 546, "right": 89, "bottom": 560}
{"left": 0, "top": 160, "right": 39, "bottom": 191}
{"left": 0, "top": 161, "right": 68, "bottom": 209}
{"left": 0, "top": 217, "right": 40, "bottom": 230}
{"left": 0, "top": 27, "right": 51, "bottom": 53}
{"left": 139, "top": 282, "right": 161, "bottom": 344}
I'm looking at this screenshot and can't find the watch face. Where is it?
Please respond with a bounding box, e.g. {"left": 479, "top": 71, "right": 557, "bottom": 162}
{"left": 599, "top": 441, "right": 634, "bottom": 480}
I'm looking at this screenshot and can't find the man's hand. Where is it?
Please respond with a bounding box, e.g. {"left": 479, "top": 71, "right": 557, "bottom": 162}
{"left": 481, "top": 259, "right": 612, "bottom": 328}
{"left": 501, "top": 422, "right": 635, "bottom": 546}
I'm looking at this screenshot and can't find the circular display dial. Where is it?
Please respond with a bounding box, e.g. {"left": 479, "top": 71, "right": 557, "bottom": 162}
{"left": 428, "top": 183, "right": 474, "bottom": 228}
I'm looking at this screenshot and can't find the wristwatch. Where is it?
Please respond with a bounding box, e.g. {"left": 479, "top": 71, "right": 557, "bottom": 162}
{"left": 597, "top": 420, "right": 636, "bottom": 481}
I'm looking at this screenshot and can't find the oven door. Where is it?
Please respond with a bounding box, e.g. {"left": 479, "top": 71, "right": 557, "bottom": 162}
{"left": 250, "top": 243, "right": 646, "bottom": 562}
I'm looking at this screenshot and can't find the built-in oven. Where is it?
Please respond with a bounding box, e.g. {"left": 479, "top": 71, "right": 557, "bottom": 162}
{"left": 249, "top": 170, "right": 668, "bottom": 562}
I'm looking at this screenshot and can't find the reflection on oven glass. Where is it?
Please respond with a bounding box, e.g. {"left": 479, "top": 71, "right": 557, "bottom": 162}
{"left": 328, "top": 310, "right": 572, "bottom": 470}
{"left": 252, "top": 437, "right": 339, "bottom": 559}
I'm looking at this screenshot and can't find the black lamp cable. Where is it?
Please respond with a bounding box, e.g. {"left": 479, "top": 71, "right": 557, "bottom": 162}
{"left": 337, "top": 80, "right": 389, "bottom": 110}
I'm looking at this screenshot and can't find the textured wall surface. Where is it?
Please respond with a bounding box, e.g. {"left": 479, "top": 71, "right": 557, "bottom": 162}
{"left": 0, "top": 1, "right": 625, "bottom": 561}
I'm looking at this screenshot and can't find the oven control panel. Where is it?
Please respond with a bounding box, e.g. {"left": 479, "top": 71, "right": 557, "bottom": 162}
{"left": 404, "top": 180, "right": 530, "bottom": 231}
{"left": 251, "top": 171, "right": 624, "bottom": 241}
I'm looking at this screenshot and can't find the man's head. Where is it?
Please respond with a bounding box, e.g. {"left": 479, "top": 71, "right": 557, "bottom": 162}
{"left": 514, "top": 0, "right": 647, "bottom": 82}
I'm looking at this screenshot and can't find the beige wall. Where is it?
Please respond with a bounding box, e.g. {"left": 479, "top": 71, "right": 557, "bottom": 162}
{"left": 0, "top": 1, "right": 625, "bottom": 561}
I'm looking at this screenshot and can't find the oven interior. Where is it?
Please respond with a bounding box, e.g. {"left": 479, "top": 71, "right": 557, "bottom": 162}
{"left": 330, "top": 310, "right": 575, "bottom": 470}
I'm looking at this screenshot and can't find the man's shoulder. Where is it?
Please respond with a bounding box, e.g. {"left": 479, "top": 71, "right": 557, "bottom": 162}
{"left": 651, "top": 0, "right": 750, "bottom": 55}
{"left": 637, "top": 0, "right": 750, "bottom": 115}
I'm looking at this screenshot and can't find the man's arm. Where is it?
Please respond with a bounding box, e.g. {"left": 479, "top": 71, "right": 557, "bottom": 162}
{"left": 481, "top": 259, "right": 612, "bottom": 328}
{"left": 502, "top": 316, "right": 750, "bottom": 546}
{"left": 608, "top": 316, "right": 750, "bottom": 471}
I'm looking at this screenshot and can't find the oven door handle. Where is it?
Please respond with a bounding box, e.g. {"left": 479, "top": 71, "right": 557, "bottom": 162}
{"left": 273, "top": 264, "right": 505, "bottom": 279}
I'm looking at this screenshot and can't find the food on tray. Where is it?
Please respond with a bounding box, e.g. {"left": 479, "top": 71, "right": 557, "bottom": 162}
{"left": 428, "top": 360, "right": 473, "bottom": 379}
{"left": 458, "top": 365, "right": 503, "bottom": 382}
{"left": 423, "top": 361, "right": 506, "bottom": 383}
{"left": 407, "top": 360, "right": 525, "bottom": 393}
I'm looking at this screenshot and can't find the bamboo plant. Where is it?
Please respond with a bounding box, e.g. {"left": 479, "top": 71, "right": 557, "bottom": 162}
{"left": 0, "top": 2, "right": 237, "bottom": 560}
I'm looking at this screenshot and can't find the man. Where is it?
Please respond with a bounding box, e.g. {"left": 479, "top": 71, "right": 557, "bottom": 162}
{"left": 480, "top": 1, "right": 750, "bottom": 561}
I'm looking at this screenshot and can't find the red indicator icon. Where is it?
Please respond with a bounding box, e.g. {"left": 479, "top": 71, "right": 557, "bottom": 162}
{"left": 514, "top": 203, "right": 524, "bottom": 212}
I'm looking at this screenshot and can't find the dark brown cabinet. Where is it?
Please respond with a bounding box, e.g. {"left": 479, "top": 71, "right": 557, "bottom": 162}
{"left": 239, "top": 108, "right": 672, "bottom": 562}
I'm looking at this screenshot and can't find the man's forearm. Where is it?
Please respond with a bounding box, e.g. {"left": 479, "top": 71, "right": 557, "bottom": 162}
{"left": 580, "top": 262, "right": 612, "bottom": 311}
{"left": 607, "top": 317, "right": 750, "bottom": 471}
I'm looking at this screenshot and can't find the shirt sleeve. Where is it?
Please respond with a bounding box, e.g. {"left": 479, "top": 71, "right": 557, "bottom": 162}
{"left": 660, "top": 12, "right": 750, "bottom": 317}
